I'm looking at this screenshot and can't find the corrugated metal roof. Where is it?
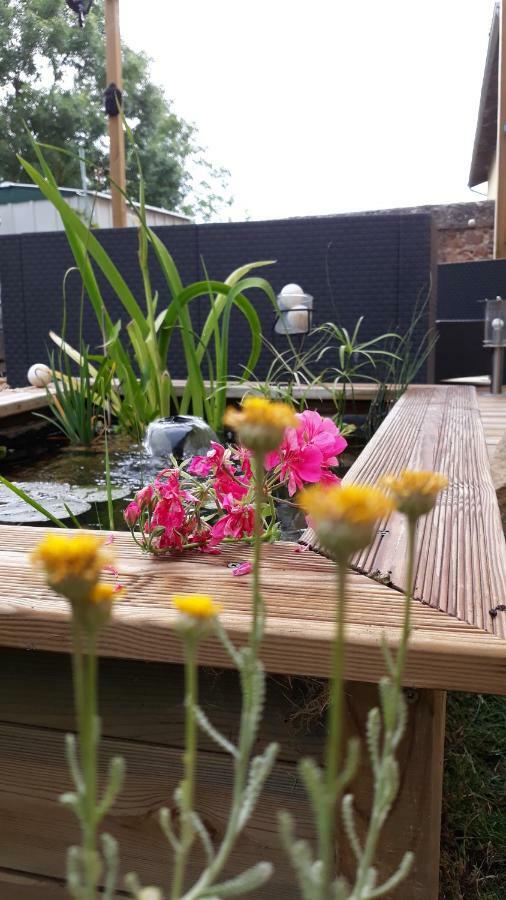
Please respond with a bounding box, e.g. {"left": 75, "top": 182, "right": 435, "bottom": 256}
{"left": 0, "top": 182, "right": 190, "bottom": 221}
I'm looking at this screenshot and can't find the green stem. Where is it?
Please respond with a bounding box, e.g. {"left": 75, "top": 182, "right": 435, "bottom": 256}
{"left": 351, "top": 515, "right": 417, "bottom": 897}
{"left": 322, "top": 555, "right": 348, "bottom": 891}
{"left": 394, "top": 515, "right": 416, "bottom": 696}
{"left": 251, "top": 451, "right": 265, "bottom": 652}
{"left": 83, "top": 630, "right": 99, "bottom": 900}
{"left": 171, "top": 636, "right": 198, "bottom": 899}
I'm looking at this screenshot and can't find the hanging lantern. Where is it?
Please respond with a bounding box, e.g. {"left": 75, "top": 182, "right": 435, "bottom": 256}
{"left": 65, "top": 0, "right": 95, "bottom": 28}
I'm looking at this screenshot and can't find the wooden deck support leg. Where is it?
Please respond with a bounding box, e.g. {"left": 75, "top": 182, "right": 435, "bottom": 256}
{"left": 339, "top": 683, "right": 446, "bottom": 898}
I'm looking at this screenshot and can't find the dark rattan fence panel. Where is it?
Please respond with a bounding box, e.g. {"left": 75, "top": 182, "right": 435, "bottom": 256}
{"left": 0, "top": 213, "right": 434, "bottom": 386}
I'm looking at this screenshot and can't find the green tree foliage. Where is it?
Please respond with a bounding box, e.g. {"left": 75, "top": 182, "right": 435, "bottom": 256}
{"left": 0, "top": 0, "right": 231, "bottom": 219}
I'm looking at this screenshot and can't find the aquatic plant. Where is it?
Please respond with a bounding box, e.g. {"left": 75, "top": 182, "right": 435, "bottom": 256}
{"left": 38, "top": 347, "right": 114, "bottom": 447}
{"left": 19, "top": 145, "right": 278, "bottom": 439}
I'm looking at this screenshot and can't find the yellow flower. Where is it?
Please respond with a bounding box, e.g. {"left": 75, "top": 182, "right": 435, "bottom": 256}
{"left": 381, "top": 470, "right": 448, "bottom": 519}
{"left": 89, "top": 583, "right": 121, "bottom": 605}
{"left": 299, "top": 483, "right": 393, "bottom": 558}
{"left": 173, "top": 594, "right": 222, "bottom": 619}
{"left": 77, "top": 582, "right": 121, "bottom": 629}
{"left": 31, "top": 533, "right": 114, "bottom": 606}
{"left": 223, "top": 396, "right": 297, "bottom": 453}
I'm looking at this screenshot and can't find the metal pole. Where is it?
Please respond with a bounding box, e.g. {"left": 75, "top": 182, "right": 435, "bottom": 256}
{"left": 492, "top": 346, "right": 504, "bottom": 394}
{"left": 104, "top": 0, "right": 127, "bottom": 227}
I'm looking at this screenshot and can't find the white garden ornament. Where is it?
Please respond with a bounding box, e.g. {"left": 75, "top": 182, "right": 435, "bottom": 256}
{"left": 27, "top": 363, "right": 52, "bottom": 388}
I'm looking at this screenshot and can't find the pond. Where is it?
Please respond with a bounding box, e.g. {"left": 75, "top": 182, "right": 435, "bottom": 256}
{"left": 1, "top": 414, "right": 361, "bottom": 539}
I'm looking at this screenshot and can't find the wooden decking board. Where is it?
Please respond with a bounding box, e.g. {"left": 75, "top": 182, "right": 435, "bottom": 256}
{"left": 0, "top": 384, "right": 506, "bottom": 693}
{"left": 0, "top": 527, "right": 505, "bottom": 694}
{"left": 0, "top": 381, "right": 387, "bottom": 419}
{"left": 302, "top": 385, "right": 506, "bottom": 639}
{"left": 476, "top": 390, "right": 506, "bottom": 460}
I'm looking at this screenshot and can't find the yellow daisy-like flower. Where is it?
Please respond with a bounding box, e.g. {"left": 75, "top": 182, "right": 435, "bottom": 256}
{"left": 89, "top": 583, "right": 121, "bottom": 605}
{"left": 77, "top": 582, "right": 121, "bottom": 629}
{"left": 173, "top": 594, "right": 222, "bottom": 619}
{"left": 381, "top": 470, "right": 448, "bottom": 519}
{"left": 31, "top": 533, "right": 114, "bottom": 606}
{"left": 300, "top": 483, "right": 393, "bottom": 558}
{"left": 223, "top": 396, "right": 298, "bottom": 453}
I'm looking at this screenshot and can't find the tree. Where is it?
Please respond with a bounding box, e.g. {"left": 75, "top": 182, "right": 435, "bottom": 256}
{"left": 0, "top": 0, "right": 232, "bottom": 219}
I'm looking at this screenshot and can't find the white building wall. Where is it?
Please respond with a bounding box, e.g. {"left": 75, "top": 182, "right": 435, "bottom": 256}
{"left": 0, "top": 195, "right": 189, "bottom": 235}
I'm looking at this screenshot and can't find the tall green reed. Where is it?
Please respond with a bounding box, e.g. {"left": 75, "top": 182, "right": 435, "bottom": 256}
{"left": 18, "top": 144, "right": 279, "bottom": 439}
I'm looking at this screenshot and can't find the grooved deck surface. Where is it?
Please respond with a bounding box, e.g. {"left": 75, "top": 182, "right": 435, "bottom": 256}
{"left": 302, "top": 385, "right": 506, "bottom": 641}
{"left": 0, "top": 525, "right": 505, "bottom": 695}
{"left": 476, "top": 389, "right": 506, "bottom": 459}
{"left": 1, "top": 384, "right": 506, "bottom": 694}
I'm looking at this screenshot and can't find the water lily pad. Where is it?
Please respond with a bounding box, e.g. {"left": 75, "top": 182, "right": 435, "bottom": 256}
{"left": 0, "top": 480, "right": 126, "bottom": 525}
{"left": 0, "top": 498, "right": 91, "bottom": 524}
{"left": 70, "top": 486, "right": 129, "bottom": 503}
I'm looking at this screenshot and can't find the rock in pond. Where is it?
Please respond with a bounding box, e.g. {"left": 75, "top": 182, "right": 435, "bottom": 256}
{"left": 144, "top": 416, "right": 217, "bottom": 460}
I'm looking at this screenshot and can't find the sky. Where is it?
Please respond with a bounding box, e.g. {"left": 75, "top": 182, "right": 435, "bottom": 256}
{"left": 119, "top": 0, "right": 496, "bottom": 221}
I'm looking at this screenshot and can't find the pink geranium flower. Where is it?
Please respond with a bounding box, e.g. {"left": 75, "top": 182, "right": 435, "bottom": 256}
{"left": 189, "top": 442, "right": 249, "bottom": 501}
{"left": 151, "top": 497, "right": 185, "bottom": 532}
{"left": 211, "top": 502, "right": 255, "bottom": 543}
{"left": 232, "top": 561, "right": 253, "bottom": 576}
{"left": 136, "top": 484, "right": 154, "bottom": 509}
{"left": 265, "top": 409, "right": 347, "bottom": 496}
{"left": 124, "top": 501, "right": 141, "bottom": 527}
{"left": 188, "top": 441, "right": 226, "bottom": 476}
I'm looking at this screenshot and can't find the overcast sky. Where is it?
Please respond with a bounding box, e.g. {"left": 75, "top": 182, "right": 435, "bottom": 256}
{"left": 119, "top": 0, "right": 496, "bottom": 221}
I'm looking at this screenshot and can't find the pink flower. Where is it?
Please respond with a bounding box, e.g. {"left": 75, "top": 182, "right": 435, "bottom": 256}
{"left": 232, "top": 561, "right": 253, "bottom": 576}
{"left": 265, "top": 410, "right": 347, "bottom": 496}
{"left": 155, "top": 470, "right": 182, "bottom": 500}
{"left": 151, "top": 497, "right": 185, "bottom": 532}
{"left": 136, "top": 484, "right": 154, "bottom": 509}
{"left": 211, "top": 503, "right": 255, "bottom": 543}
{"left": 232, "top": 446, "right": 253, "bottom": 479}
{"left": 188, "top": 441, "right": 226, "bottom": 476}
{"left": 214, "top": 470, "right": 249, "bottom": 502}
{"left": 124, "top": 501, "right": 141, "bottom": 527}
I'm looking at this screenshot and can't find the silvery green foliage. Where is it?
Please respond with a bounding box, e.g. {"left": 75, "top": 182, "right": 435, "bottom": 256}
{"left": 62, "top": 728, "right": 125, "bottom": 899}
{"left": 127, "top": 619, "right": 277, "bottom": 899}
{"left": 280, "top": 672, "right": 414, "bottom": 899}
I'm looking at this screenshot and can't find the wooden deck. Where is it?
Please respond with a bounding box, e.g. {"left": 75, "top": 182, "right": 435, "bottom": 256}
{"left": 0, "top": 384, "right": 505, "bottom": 696}
{"left": 1, "top": 383, "right": 504, "bottom": 899}
{"left": 0, "top": 380, "right": 387, "bottom": 419}
{"left": 477, "top": 388, "right": 506, "bottom": 459}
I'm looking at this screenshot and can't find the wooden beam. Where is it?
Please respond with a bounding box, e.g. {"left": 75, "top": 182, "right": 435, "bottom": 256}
{"left": 104, "top": 0, "right": 127, "bottom": 228}
{"left": 495, "top": 0, "right": 506, "bottom": 256}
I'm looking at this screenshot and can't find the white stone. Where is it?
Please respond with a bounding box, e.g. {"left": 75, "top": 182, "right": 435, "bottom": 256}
{"left": 27, "top": 363, "right": 52, "bottom": 387}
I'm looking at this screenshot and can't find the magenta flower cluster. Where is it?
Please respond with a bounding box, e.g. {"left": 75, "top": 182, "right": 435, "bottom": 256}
{"left": 124, "top": 410, "right": 347, "bottom": 555}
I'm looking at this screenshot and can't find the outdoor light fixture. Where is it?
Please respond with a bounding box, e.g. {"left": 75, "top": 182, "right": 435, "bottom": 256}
{"left": 483, "top": 296, "right": 506, "bottom": 394}
{"left": 65, "top": 0, "right": 94, "bottom": 28}
{"left": 274, "top": 284, "right": 314, "bottom": 336}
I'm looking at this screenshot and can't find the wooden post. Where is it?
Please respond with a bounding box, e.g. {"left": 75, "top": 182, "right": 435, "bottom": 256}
{"left": 495, "top": 0, "right": 506, "bottom": 257}
{"left": 104, "top": 0, "right": 127, "bottom": 228}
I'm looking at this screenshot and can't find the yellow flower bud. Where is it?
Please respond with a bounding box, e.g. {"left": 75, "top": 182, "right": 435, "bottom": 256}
{"left": 223, "top": 396, "right": 297, "bottom": 453}
{"left": 299, "top": 483, "right": 393, "bottom": 559}
{"left": 381, "top": 470, "right": 448, "bottom": 519}
{"left": 31, "top": 533, "right": 114, "bottom": 606}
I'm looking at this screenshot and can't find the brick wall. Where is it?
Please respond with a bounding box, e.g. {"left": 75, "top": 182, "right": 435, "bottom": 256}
{"left": 359, "top": 200, "right": 494, "bottom": 264}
